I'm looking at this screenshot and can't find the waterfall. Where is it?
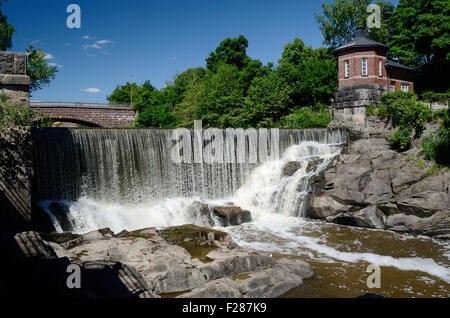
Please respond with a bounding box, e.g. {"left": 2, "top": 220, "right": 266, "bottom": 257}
{"left": 32, "top": 128, "right": 347, "bottom": 233}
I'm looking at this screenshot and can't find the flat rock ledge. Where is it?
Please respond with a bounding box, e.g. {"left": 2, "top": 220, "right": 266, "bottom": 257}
{"left": 1, "top": 225, "right": 313, "bottom": 298}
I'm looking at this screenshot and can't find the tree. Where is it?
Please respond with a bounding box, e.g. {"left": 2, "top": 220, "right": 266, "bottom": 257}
{"left": 239, "top": 71, "right": 292, "bottom": 127}
{"left": 0, "top": 0, "right": 15, "bottom": 51}
{"left": 196, "top": 63, "right": 244, "bottom": 128}
{"left": 26, "top": 45, "right": 58, "bottom": 93}
{"left": 389, "top": 0, "right": 450, "bottom": 92}
{"left": 315, "top": 0, "right": 395, "bottom": 47}
{"left": 206, "top": 35, "right": 250, "bottom": 72}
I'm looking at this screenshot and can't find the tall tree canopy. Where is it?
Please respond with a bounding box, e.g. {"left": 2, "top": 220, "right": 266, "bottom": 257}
{"left": 0, "top": 0, "right": 15, "bottom": 51}
{"left": 315, "top": 0, "right": 395, "bottom": 47}
{"left": 389, "top": 0, "right": 450, "bottom": 92}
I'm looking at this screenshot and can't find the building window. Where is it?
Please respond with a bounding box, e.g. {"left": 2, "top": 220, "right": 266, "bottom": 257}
{"left": 401, "top": 83, "right": 409, "bottom": 92}
{"left": 390, "top": 81, "right": 396, "bottom": 92}
{"left": 344, "top": 60, "right": 349, "bottom": 78}
{"left": 362, "top": 58, "right": 368, "bottom": 76}
{"left": 379, "top": 59, "right": 382, "bottom": 77}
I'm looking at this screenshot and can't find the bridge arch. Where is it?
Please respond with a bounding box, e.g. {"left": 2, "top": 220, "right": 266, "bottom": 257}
{"left": 30, "top": 103, "right": 137, "bottom": 128}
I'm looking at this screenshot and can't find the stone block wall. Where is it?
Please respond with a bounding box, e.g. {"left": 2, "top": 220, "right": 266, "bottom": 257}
{"left": 0, "top": 51, "right": 30, "bottom": 106}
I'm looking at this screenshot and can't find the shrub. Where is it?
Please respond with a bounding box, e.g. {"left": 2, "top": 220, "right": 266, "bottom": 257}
{"left": 388, "top": 126, "right": 413, "bottom": 151}
{"left": 0, "top": 100, "right": 51, "bottom": 129}
{"left": 380, "top": 92, "right": 432, "bottom": 151}
{"left": 282, "top": 104, "right": 331, "bottom": 128}
{"left": 422, "top": 108, "right": 450, "bottom": 165}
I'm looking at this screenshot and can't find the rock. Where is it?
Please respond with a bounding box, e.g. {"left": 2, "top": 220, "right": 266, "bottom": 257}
{"left": 396, "top": 191, "right": 448, "bottom": 218}
{"left": 49, "top": 225, "right": 313, "bottom": 297}
{"left": 329, "top": 189, "right": 366, "bottom": 206}
{"left": 187, "top": 201, "right": 214, "bottom": 227}
{"left": 385, "top": 211, "right": 450, "bottom": 238}
{"left": 61, "top": 228, "right": 114, "bottom": 249}
{"left": 47, "top": 202, "right": 72, "bottom": 232}
{"left": 282, "top": 161, "right": 301, "bottom": 177}
{"left": 377, "top": 201, "right": 400, "bottom": 216}
{"left": 326, "top": 205, "right": 385, "bottom": 229}
{"left": 362, "top": 179, "right": 392, "bottom": 204}
{"left": 212, "top": 206, "right": 252, "bottom": 226}
{"left": 399, "top": 170, "right": 450, "bottom": 197}
{"left": 307, "top": 195, "right": 352, "bottom": 219}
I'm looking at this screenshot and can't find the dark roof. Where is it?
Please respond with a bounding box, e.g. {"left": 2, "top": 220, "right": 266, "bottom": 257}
{"left": 334, "top": 28, "right": 389, "bottom": 54}
{"left": 385, "top": 59, "right": 414, "bottom": 71}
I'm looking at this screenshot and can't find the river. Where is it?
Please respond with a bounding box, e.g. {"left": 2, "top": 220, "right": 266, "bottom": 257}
{"left": 33, "top": 128, "right": 450, "bottom": 297}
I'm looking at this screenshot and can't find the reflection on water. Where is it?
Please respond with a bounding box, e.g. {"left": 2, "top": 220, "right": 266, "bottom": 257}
{"left": 223, "top": 217, "right": 450, "bottom": 298}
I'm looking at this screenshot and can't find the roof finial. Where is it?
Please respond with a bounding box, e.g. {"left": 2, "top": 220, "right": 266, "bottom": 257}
{"left": 354, "top": 28, "right": 366, "bottom": 38}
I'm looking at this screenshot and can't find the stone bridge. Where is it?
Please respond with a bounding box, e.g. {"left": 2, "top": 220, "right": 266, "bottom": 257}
{"left": 30, "top": 102, "right": 137, "bottom": 128}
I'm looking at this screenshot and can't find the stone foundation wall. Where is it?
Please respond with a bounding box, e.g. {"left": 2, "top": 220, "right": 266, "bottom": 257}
{"left": 0, "top": 51, "right": 30, "bottom": 106}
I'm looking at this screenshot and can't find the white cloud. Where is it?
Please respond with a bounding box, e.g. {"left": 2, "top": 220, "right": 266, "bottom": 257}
{"left": 171, "top": 56, "right": 177, "bottom": 60}
{"left": 48, "top": 62, "right": 63, "bottom": 68}
{"left": 81, "top": 88, "right": 101, "bottom": 93}
{"left": 96, "top": 40, "right": 112, "bottom": 45}
{"left": 82, "top": 35, "right": 91, "bottom": 39}
{"left": 44, "top": 53, "right": 54, "bottom": 60}
{"left": 83, "top": 39, "right": 114, "bottom": 50}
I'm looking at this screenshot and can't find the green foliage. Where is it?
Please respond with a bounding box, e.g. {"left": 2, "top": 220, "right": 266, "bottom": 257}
{"left": 26, "top": 45, "right": 58, "bottom": 92}
{"left": 422, "top": 108, "right": 450, "bottom": 165}
{"left": 314, "top": 0, "right": 395, "bottom": 47}
{"left": 0, "top": 0, "right": 15, "bottom": 51}
{"left": 388, "top": 126, "right": 414, "bottom": 151}
{"left": 0, "top": 99, "right": 51, "bottom": 128}
{"left": 282, "top": 104, "right": 332, "bottom": 128}
{"left": 380, "top": 92, "right": 432, "bottom": 151}
{"left": 366, "top": 105, "right": 376, "bottom": 115}
{"left": 239, "top": 71, "right": 292, "bottom": 128}
{"left": 110, "top": 35, "right": 337, "bottom": 129}
{"left": 205, "top": 35, "right": 250, "bottom": 72}
{"left": 421, "top": 91, "right": 450, "bottom": 105}
{"left": 389, "top": 0, "right": 450, "bottom": 93}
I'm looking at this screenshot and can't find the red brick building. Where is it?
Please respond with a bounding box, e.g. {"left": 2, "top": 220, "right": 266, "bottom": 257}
{"left": 333, "top": 28, "right": 414, "bottom": 111}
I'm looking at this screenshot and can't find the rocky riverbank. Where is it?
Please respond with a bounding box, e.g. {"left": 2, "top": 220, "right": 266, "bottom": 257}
{"left": 306, "top": 116, "right": 449, "bottom": 239}
{"left": 0, "top": 225, "right": 314, "bottom": 298}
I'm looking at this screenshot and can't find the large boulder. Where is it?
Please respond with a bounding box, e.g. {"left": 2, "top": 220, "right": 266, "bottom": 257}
{"left": 212, "top": 206, "right": 252, "bottom": 226}
{"left": 281, "top": 161, "right": 302, "bottom": 177}
{"left": 326, "top": 205, "right": 385, "bottom": 229}
{"left": 307, "top": 195, "right": 352, "bottom": 219}
{"left": 396, "top": 191, "right": 448, "bottom": 218}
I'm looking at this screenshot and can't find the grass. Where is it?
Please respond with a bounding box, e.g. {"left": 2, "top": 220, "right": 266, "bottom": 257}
{"left": 158, "top": 290, "right": 192, "bottom": 298}
{"left": 232, "top": 274, "right": 251, "bottom": 281}
{"left": 159, "top": 225, "right": 228, "bottom": 264}
{"left": 40, "top": 232, "right": 80, "bottom": 244}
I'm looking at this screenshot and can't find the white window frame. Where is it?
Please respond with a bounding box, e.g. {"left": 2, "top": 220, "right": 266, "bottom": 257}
{"left": 401, "top": 83, "right": 409, "bottom": 92}
{"left": 379, "top": 59, "right": 382, "bottom": 77}
{"left": 390, "top": 81, "right": 396, "bottom": 92}
{"left": 362, "top": 58, "right": 368, "bottom": 76}
{"left": 344, "top": 60, "right": 349, "bottom": 78}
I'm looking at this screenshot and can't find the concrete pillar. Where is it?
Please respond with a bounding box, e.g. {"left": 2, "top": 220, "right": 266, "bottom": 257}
{"left": 0, "top": 51, "right": 30, "bottom": 106}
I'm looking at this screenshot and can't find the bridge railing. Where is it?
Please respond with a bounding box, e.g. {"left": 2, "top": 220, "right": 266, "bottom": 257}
{"left": 30, "top": 100, "right": 132, "bottom": 108}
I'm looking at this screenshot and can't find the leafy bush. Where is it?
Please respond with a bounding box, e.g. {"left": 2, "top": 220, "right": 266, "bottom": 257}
{"left": 282, "top": 104, "right": 331, "bottom": 128}
{"left": 422, "top": 108, "right": 450, "bottom": 165}
{"left": 388, "top": 126, "right": 413, "bottom": 151}
{"left": 0, "top": 99, "right": 51, "bottom": 129}
{"left": 380, "top": 92, "right": 432, "bottom": 151}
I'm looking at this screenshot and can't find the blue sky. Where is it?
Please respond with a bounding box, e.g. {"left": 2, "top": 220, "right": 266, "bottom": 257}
{"left": 7, "top": 0, "right": 329, "bottom": 102}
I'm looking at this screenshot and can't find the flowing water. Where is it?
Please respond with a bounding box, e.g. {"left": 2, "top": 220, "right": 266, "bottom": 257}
{"left": 33, "top": 128, "right": 450, "bottom": 297}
